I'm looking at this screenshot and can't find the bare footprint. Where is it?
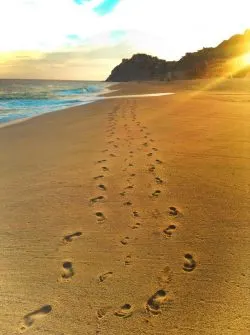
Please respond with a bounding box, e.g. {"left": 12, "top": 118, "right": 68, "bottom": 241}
{"left": 152, "top": 147, "right": 158, "bottom": 151}
{"left": 146, "top": 290, "right": 168, "bottom": 315}
{"left": 155, "top": 177, "right": 163, "bottom": 184}
{"left": 163, "top": 225, "right": 176, "bottom": 237}
{"left": 152, "top": 190, "right": 161, "bottom": 197}
{"left": 20, "top": 305, "right": 52, "bottom": 333}
{"left": 132, "top": 211, "right": 140, "bottom": 218}
{"left": 125, "top": 255, "right": 132, "bottom": 266}
{"left": 110, "top": 153, "right": 117, "bottom": 157}
{"left": 90, "top": 196, "right": 105, "bottom": 204}
{"left": 169, "top": 207, "right": 178, "bottom": 216}
{"left": 120, "top": 191, "right": 126, "bottom": 196}
{"left": 123, "top": 201, "right": 132, "bottom": 206}
{"left": 95, "top": 212, "right": 106, "bottom": 222}
{"left": 148, "top": 165, "right": 155, "bottom": 173}
{"left": 131, "top": 222, "right": 141, "bottom": 229}
{"left": 99, "top": 271, "right": 113, "bottom": 282}
{"left": 125, "top": 185, "right": 134, "bottom": 190}
{"left": 63, "top": 232, "right": 82, "bottom": 243}
{"left": 114, "top": 304, "right": 133, "bottom": 318}
{"left": 61, "top": 261, "right": 74, "bottom": 280}
{"left": 147, "top": 153, "right": 153, "bottom": 157}
{"left": 102, "top": 167, "right": 109, "bottom": 172}
{"left": 155, "top": 159, "right": 163, "bottom": 164}
{"left": 183, "top": 254, "right": 196, "bottom": 272}
{"left": 97, "top": 159, "right": 107, "bottom": 164}
{"left": 98, "top": 184, "right": 107, "bottom": 191}
{"left": 143, "top": 142, "right": 148, "bottom": 147}
{"left": 121, "top": 237, "right": 130, "bottom": 245}
{"left": 94, "top": 175, "right": 104, "bottom": 180}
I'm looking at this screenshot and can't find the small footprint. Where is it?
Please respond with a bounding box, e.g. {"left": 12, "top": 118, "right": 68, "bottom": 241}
{"left": 120, "top": 191, "right": 126, "bottom": 196}
{"left": 90, "top": 196, "right": 105, "bottom": 204}
{"left": 98, "top": 184, "right": 107, "bottom": 191}
{"left": 146, "top": 290, "right": 168, "bottom": 315}
{"left": 155, "top": 177, "right": 163, "bottom": 184}
{"left": 121, "top": 237, "right": 129, "bottom": 245}
{"left": 155, "top": 159, "right": 162, "bottom": 164}
{"left": 147, "top": 153, "right": 153, "bottom": 157}
{"left": 97, "top": 307, "right": 110, "bottom": 320}
{"left": 128, "top": 163, "right": 133, "bottom": 167}
{"left": 96, "top": 212, "right": 106, "bottom": 222}
{"left": 148, "top": 166, "right": 155, "bottom": 173}
{"left": 110, "top": 153, "right": 117, "bottom": 157}
{"left": 183, "top": 254, "right": 196, "bottom": 272}
{"left": 102, "top": 167, "right": 109, "bottom": 172}
{"left": 152, "top": 190, "right": 161, "bottom": 197}
{"left": 125, "top": 255, "right": 132, "bottom": 265}
{"left": 152, "top": 147, "right": 158, "bottom": 151}
{"left": 97, "top": 160, "right": 107, "bottom": 164}
{"left": 114, "top": 304, "right": 133, "bottom": 318}
{"left": 132, "top": 211, "right": 139, "bottom": 218}
{"left": 61, "top": 261, "right": 74, "bottom": 280}
{"left": 20, "top": 305, "right": 52, "bottom": 333}
{"left": 143, "top": 142, "right": 148, "bottom": 147}
{"left": 169, "top": 207, "right": 178, "bottom": 216}
{"left": 63, "top": 232, "right": 82, "bottom": 243}
{"left": 163, "top": 225, "right": 176, "bottom": 237}
{"left": 99, "top": 271, "right": 113, "bottom": 282}
{"left": 124, "top": 201, "right": 132, "bottom": 206}
{"left": 125, "top": 185, "right": 134, "bottom": 190}
{"left": 94, "top": 175, "right": 104, "bottom": 180}
{"left": 131, "top": 222, "right": 141, "bottom": 229}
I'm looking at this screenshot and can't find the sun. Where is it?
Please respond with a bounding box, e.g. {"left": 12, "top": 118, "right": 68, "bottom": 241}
{"left": 242, "top": 52, "right": 250, "bottom": 66}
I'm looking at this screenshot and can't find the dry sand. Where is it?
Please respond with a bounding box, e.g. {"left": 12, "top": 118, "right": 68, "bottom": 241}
{"left": 0, "top": 80, "right": 249, "bottom": 334}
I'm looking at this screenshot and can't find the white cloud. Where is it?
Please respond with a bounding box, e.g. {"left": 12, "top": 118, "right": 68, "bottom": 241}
{"left": 0, "top": 0, "right": 250, "bottom": 79}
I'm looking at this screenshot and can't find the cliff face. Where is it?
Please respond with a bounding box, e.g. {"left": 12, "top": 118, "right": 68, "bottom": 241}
{"left": 106, "top": 30, "right": 250, "bottom": 81}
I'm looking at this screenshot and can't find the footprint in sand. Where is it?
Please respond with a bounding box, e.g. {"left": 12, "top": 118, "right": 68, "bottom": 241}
{"left": 155, "top": 159, "right": 163, "bottom": 164}
{"left": 97, "top": 159, "right": 107, "bottom": 164}
{"left": 132, "top": 211, "right": 140, "bottom": 218}
{"left": 94, "top": 175, "right": 104, "bottom": 180}
{"left": 99, "top": 271, "right": 113, "bottom": 282}
{"left": 152, "top": 147, "right": 158, "bottom": 151}
{"left": 110, "top": 153, "right": 116, "bottom": 157}
{"left": 90, "top": 196, "right": 105, "bottom": 204}
{"left": 183, "top": 254, "right": 196, "bottom": 272}
{"left": 63, "top": 232, "right": 82, "bottom": 243}
{"left": 143, "top": 142, "right": 148, "bottom": 147}
{"left": 102, "top": 167, "right": 109, "bottom": 172}
{"left": 120, "top": 237, "right": 130, "bottom": 245}
{"left": 128, "top": 163, "right": 134, "bottom": 167}
{"left": 114, "top": 304, "right": 133, "bottom": 318}
{"left": 20, "top": 305, "right": 52, "bottom": 333}
{"left": 147, "top": 153, "right": 153, "bottom": 157}
{"left": 131, "top": 222, "right": 141, "bottom": 229}
{"left": 95, "top": 212, "right": 106, "bottom": 222}
{"left": 148, "top": 165, "right": 155, "bottom": 173}
{"left": 120, "top": 191, "right": 126, "bottom": 196}
{"left": 98, "top": 184, "right": 107, "bottom": 191}
{"left": 125, "top": 185, "right": 134, "bottom": 190}
{"left": 97, "top": 307, "right": 111, "bottom": 320}
{"left": 152, "top": 190, "right": 161, "bottom": 197}
{"left": 125, "top": 255, "right": 132, "bottom": 266}
{"left": 61, "top": 261, "right": 74, "bottom": 280}
{"left": 123, "top": 201, "right": 132, "bottom": 206}
{"left": 169, "top": 207, "right": 178, "bottom": 216}
{"left": 155, "top": 177, "right": 163, "bottom": 184}
{"left": 146, "top": 290, "right": 168, "bottom": 315}
{"left": 163, "top": 225, "right": 176, "bottom": 237}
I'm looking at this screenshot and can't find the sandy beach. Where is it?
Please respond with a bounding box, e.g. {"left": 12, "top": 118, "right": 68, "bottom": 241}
{"left": 0, "top": 80, "right": 249, "bottom": 334}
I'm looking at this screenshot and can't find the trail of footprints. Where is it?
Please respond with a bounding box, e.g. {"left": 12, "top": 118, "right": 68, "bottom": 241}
{"left": 19, "top": 102, "right": 197, "bottom": 332}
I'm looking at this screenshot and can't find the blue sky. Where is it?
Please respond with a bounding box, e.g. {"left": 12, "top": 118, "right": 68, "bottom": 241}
{"left": 0, "top": 0, "right": 249, "bottom": 80}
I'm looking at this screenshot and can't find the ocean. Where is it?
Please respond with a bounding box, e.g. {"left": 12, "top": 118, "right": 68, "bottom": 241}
{"left": 0, "top": 79, "right": 112, "bottom": 124}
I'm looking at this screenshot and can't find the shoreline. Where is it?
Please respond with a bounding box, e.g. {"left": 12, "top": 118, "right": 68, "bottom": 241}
{"left": 0, "top": 80, "right": 249, "bottom": 334}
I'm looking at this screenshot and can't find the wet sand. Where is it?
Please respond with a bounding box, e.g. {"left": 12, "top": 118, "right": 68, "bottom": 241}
{"left": 0, "top": 80, "right": 249, "bottom": 334}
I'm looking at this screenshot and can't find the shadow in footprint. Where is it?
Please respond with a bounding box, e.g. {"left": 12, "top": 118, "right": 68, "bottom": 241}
{"left": 123, "top": 201, "right": 132, "bottom": 206}
{"left": 146, "top": 290, "right": 168, "bottom": 315}
{"left": 163, "top": 225, "right": 176, "bottom": 237}
{"left": 102, "top": 167, "right": 109, "bottom": 172}
{"left": 155, "top": 177, "right": 163, "bottom": 184}
{"left": 156, "top": 159, "right": 163, "bottom": 164}
{"left": 61, "top": 261, "right": 74, "bottom": 280}
{"left": 94, "top": 175, "right": 104, "bottom": 180}
{"left": 90, "top": 196, "right": 105, "bottom": 204}
{"left": 169, "top": 207, "right": 178, "bottom": 216}
{"left": 183, "top": 254, "right": 196, "bottom": 272}
{"left": 114, "top": 304, "right": 133, "bottom": 318}
{"left": 98, "top": 184, "right": 107, "bottom": 191}
{"left": 99, "top": 271, "right": 113, "bottom": 282}
{"left": 20, "top": 305, "right": 52, "bottom": 333}
{"left": 96, "top": 212, "right": 106, "bottom": 222}
{"left": 152, "top": 190, "right": 161, "bottom": 197}
{"left": 63, "top": 232, "right": 82, "bottom": 243}
{"left": 121, "top": 237, "right": 130, "bottom": 245}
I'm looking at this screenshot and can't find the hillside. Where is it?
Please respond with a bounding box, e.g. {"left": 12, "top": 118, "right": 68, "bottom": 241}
{"left": 106, "top": 29, "right": 250, "bottom": 81}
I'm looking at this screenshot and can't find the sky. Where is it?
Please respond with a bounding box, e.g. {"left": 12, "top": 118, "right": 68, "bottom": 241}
{"left": 0, "top": 0, "right": 249, "bottom": 80}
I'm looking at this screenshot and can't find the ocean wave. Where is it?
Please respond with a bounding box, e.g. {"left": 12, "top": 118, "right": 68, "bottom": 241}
{"left": 54, "top": 85, "right": 102, "bottom": 96}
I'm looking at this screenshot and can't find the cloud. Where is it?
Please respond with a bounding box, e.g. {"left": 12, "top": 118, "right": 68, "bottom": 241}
{"left": 0, "top": 0, "right": 250, "bottom": 79}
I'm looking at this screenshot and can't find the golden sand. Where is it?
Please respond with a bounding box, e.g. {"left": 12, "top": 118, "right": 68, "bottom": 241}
{"left": 0, "top": 80, "right": 249, "bottom": 334}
